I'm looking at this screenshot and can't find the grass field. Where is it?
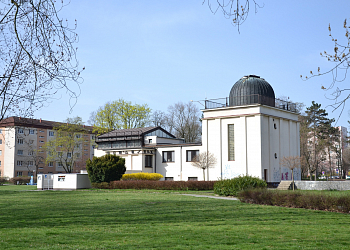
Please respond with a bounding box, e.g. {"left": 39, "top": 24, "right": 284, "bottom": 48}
{"left": 1, "top": 186, "right": 350, "bottom": 249}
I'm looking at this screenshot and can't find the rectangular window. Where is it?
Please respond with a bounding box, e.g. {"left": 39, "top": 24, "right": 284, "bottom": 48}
{"left": 228, "top": 124, "right": 235, "bottom": 161}
{"left": 49, "top": 131, "right": 54, "bottom": 136}
{"left": 58, "top": 176, "right": 66, "bottom": 182}
{"left": 0, "top": 150, "right": 2, "bottom": 156}
{"left": 186, "top": 150, "right": 199, "bottom": 162}
{"left": 28, "top": 161, "right": 33, "bottom": 166}
{"left": 39, "top": 130, "right": 44, "bottom": 133}
{"left": 18, "top": 128, "right": 24, "bottom": 134}
{"left": 28, "top": 151, "right": 34, "bottom": 156}
{"left": 39, "top": 136, "right": 45, "bottom": 138}
{"left": 58, "top": 162, "right": 63, "bottom": 167}
{"left": 67, "top": 153, "right": 72, "bottom": 158}
{"left": 17, "top": 171, "right": 23, "bottom": 177}
{"left": 48, "top": 162, "right": 54, "bottom": 167}
{"left": 18, "top": 138, "right": 24, "bottom": 144}
{"left": 162, "top": 151, "right": 174, "bottom": 163}
{"left": 0, "top": 161, "right": 1, "bottom": 166}
{"left": 29, "top": 129, "right": 35, "bottom": 134}
{"left": 39, "top": 141, "right": 44, "bottom": 143}
{"left": 76, "top": 134, "right": 81, "bottom": 139}
{"left": 188, "top": 177, "right": 198, "bottom": 181}
{"left": 17, "top": 150, "right": 23, "bottom": 155}
{"left": 0, "top": 129, "right": 2, "bottom": 134}
{"left": 17, "top": 161, "right": 23, "bottom": 166}
{"left": 145, "top": 155, "right": 152, "bottom": 167}
{"left": 0, "top": 139, "right": 2, "bottom": 144}
{"left": 165, "top": 177, "right": 173, "bottom": 181}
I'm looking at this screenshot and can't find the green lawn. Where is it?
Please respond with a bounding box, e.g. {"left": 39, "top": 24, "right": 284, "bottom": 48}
{"left": 0, "top": 186, "right": 349, "bottom": 249}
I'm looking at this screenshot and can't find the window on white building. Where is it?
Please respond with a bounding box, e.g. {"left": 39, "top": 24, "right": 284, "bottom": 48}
{"left": 228, "top": 124, "right": 235, "bottom": 161}
{"left": 165, "top": 177, "right": 173, "bottom": 181}
{"left": 17, "top": 161, "right": 23, "bottom": 166}
{"left": 145, "top": 155, "right": 152, "bottom": 167}
{"left": 17, "top": 138, "right": 24, "bottom": 144}
{"left": 162, "top": 151, "right": 174, "bottom": 163}
{"left": 18, "top": 128, "right": 24, "bottom": 134}
{"left": 188, "top": 177, "right": 198, "bottom": 181}
{"left": 29, "top": 129, "right": 35, "bottom": 134}
{"left": 186, "top": 150, "right": 199, "bottom": 162}
{"left": 17, "top": 150, "right": 23, "bottom": 155}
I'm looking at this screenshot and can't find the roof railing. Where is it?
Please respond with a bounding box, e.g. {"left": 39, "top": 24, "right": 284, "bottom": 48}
{"left": 203, "top": 95, "right": 298, "bottom": 113}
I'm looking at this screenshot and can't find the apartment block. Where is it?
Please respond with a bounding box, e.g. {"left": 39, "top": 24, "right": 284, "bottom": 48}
{"left": 0, "top": 117, "right": 95, "bottom": 178}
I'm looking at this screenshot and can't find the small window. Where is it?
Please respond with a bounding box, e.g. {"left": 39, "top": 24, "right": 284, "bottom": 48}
{"left": 17, "top": 171, "right": 23, "bottom": 177}
{"left": 29, "top": 140, "right": 34, "bottom": 144}
{"left": 145, "top": 155, "right": 152, "bottom": 167}
{"left": 149, "top": 139, "right": 152, "bottom": 144}
{"left": 58, "top": 162, "right": 63, "bottom": 167}
{"left": 274, "top": 123, "right": 277, "bottom": 129}
{"left": 49, "top": 131, "right": 54, "bottom": 136}
{"left": 0, "top": 129, "right": 2, "bottom": 134}
{"left": 39, "top": 141, "right": 44, "bottom": 143}
{"left": 28, "top": 151, "right": 34, "bottom": 156}
{"left": 0, "top": 139, "right": 2, "bottom": 144}
{"left": 188, "top": 177, "right": 198, "bottom": 181}
{"left": 39, "top": 130, "right": 44, "bottom": 133}
{"left": 29, "top": 129, "right": 35, "bottom": 134}
{"left": 18, "top": 128, "right": 24, "bottom": 134}
{"left": 17, "top": 139, "right": 24, "bottom": 144}
{"left": 274, "top": 153, "right": 277, "bottom": 159}
{"left": 39, "top": 136, "right": 45, "bottom": 138}
{"left": 17, "top": 150, "right": 23, "bottom": 155}
{"left": 162, "top": 151, "right": 174, "bottom": 163}
{"left": 28, "top": 161, "right": 33, "bottom": 166}
{"left": 67, "top": 153, "right": 72, "bottom": 158}
{"left": 165, "top": 177, "right": 173, "bottom": 181}
{"left": 17, "top": 161, "right": 23, "bottom": 166}
{"left": 0, "top": 161, "right": 1, "bottom": 166}
{"left": 0, "top": 150, "right": 2, "bottom": 156}
{"left": 58, "top": 176, "right": 66, "bottom": 182}
{"left": 48, "top": 162, "right": 54, "bottom": 167}
{"left": 228, "top": 124, "right": 235, "bottom": 161}
{"left": 76, "top": 153, "right": 80, "bottom": 158}
{"left": 76, "top": 134, "right": 81, "bottom": 139}
{"left": 186, "top": 150, "right": 199, "bottom": 162}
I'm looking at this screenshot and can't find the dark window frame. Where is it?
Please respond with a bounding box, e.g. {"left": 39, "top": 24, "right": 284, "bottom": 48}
{"left": 145, "top": 155, "right": 152, "bottom": 168}
{"left": 162, "top": 151, "right": 175, "bottom": 163}
{"left": 186, "top": 150, "right": 199, "bottom": 162}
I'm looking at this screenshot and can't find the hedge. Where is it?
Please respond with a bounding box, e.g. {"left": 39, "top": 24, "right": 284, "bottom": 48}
{"left": 9, "top": 177, "right": 31, "bottom": 185}
{"left": 92, "top": 180, "right": 216, "bottom": 190}
{"left": 238, "top": 189, "right": 350, "bottom": 213}
{"left": 121, "top": 173, "right": 163, "bottom": 181}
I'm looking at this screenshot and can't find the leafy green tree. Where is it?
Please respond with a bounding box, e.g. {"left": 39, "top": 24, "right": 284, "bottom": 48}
{"left": 304, "top": 101, "right": 334, "bottom": 180}
{"left": 90, "top": 99, "right": 151, "bottom": 134}
{"left": 86, "top": 154, "right": 126, "bottom": 183}
{"left": 44, "top": 117, "right": 89, "bottom": 173}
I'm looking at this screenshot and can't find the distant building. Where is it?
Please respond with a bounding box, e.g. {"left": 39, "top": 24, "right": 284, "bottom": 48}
{"left": 95, "top": 75, "right": 301, "bottom": 184}
{"left": 0, "top": 117, "right": 95, "bottom": 178}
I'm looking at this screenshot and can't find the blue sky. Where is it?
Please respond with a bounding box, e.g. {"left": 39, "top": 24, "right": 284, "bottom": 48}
{"left": 35, "top": 0, "right": 350, "bottom": 127}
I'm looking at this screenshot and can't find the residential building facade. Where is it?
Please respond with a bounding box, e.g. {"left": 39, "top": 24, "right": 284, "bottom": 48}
{"left": 0, "top": 117, "right": 94, "bottom": 178}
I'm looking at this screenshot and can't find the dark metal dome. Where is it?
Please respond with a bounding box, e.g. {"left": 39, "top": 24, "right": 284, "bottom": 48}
{"left": 229, "top": 75, "right": 275, "bottom": 107}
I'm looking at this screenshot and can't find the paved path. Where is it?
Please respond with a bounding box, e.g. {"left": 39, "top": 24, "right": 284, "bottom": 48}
{"left": 179, "top": 194, "right": 238, "bottom": 200}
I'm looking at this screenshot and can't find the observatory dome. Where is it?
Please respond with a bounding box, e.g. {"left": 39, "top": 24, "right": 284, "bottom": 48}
{"left": 229, "top": 75, "right": 275, "bottom": 107}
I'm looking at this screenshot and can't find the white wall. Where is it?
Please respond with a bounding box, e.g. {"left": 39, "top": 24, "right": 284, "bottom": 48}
{"left": 4, "top": 127, "right": 15, "bottom": 178}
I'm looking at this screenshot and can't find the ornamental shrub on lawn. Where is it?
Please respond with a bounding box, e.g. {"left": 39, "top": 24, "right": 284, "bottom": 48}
{"left": 86, "top": 154, "right": 126, "bottom": 183}
{"left": 121, "top": 173, "right": 163, "bottom": 181}
{"left": 214, "top": 175, "right": 267, "bottom": 196}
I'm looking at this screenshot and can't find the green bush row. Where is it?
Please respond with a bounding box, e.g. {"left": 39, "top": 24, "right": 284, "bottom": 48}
{"left": 9, "top": 177, "right": 31, "bottom": 185}
{"left": 214, "top": 176, "right": 267, "bottom": 196}
{"left": 238, "top": 189, "right": 350, "bottom": 213}
{"left": 92, "top": 180, "right": 216, "bottom": 190}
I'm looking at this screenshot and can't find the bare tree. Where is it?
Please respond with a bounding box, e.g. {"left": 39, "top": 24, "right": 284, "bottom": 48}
{"left": 151, "top": 110, "right": 167, "bottom": 127}
{"left": 0, "top": 1, "right": 83, "bottom": 121}
{"left": 166, "top": 102, "right": 202, "bottom": 143}
{"left": 302, "top": 19, "right": 350, "bottom": 118}
{"left": 191, "top": 151, "right": 217, "bottom": 181}
{"left": 280, "top": 156, "right": 301, "bottom": 190}
{"left": 203, "top": 0, "right": 263, "bottom": 32}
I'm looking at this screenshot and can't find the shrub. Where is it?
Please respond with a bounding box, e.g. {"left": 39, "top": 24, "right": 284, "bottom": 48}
{"left": 0, "top": 177, "right": 8, "bottom": 185}
{"left": 86, "top": 154, "right": 126, "bottom": 183}
{"left": 238, "top": 189, "right": 350, "bottom": 213}
{"left": 121, "top": 173, "right": 163, "bottom": 181}
{"left": 108, "top": 180, "right": 216, "bottom": 190}
{"left": 9, "top": 177, "right": 31, "bottom": 185}
{"left": 214, "top": 175, "right": 267, "bottom": 196}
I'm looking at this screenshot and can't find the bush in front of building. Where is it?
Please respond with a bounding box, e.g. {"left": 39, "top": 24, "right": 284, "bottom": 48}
{"left": 9, "top": 177, "right": 31, "bottom": 185}
{"left": 121, "top": 173, "right": 163, "bottom": 181}
{"left": 238, "top": 189, "right": 350, "bottom": 213}
{"left": 86, "top": 154, "right": 126, "bottom": 183}
{"left": 214, "top": 175, "right": 267, "bottom": 196}
{"left": 0, "top": 177, "right": 8, "bottom": 185}
{"left": 105, "top": 180, "right": 216, "bottom": 190}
